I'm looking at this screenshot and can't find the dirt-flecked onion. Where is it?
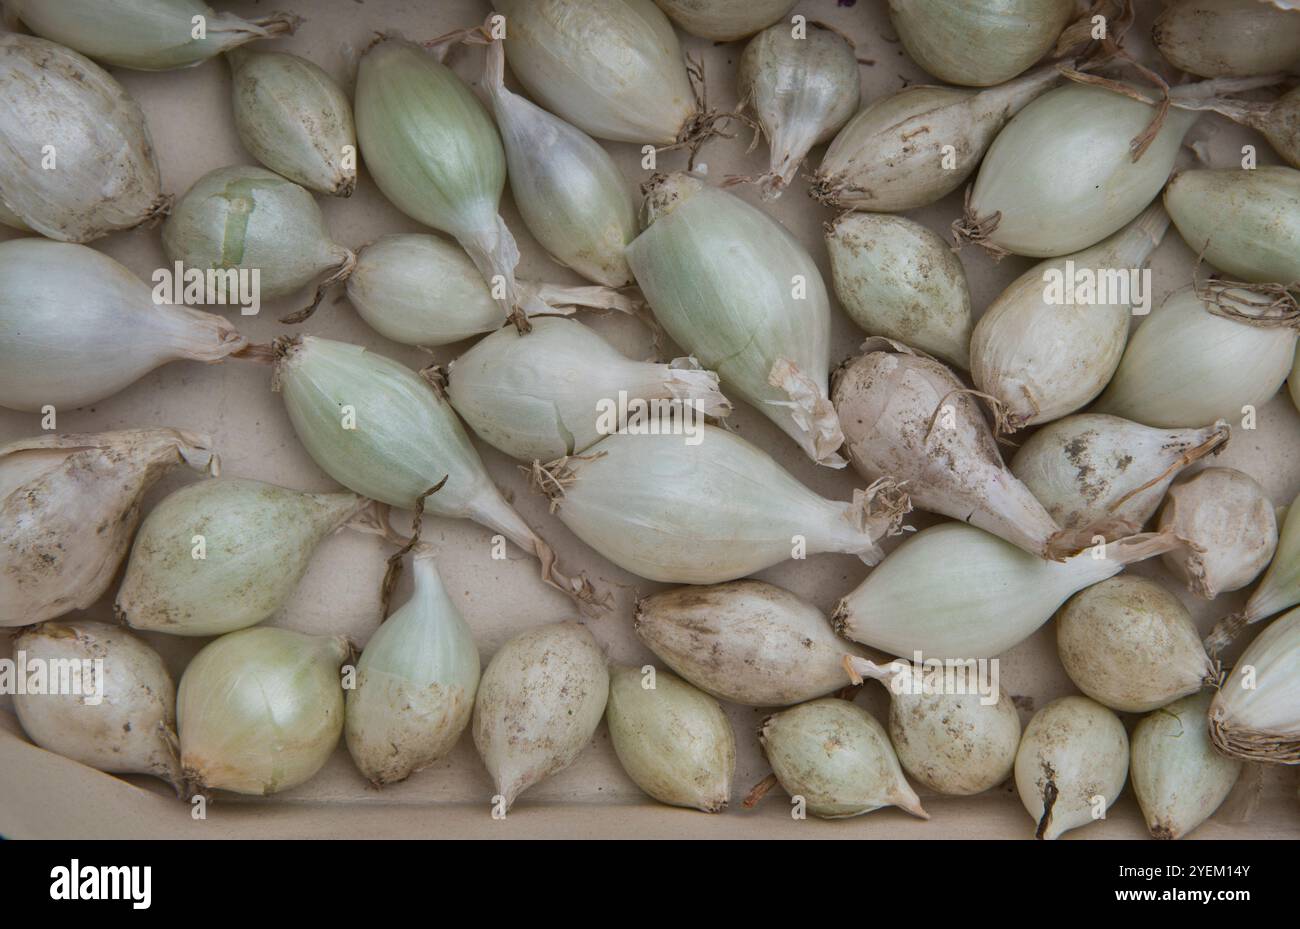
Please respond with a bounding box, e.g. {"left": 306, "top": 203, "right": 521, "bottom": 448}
{"left": 1015, "top": 695, "right": 1129, "bottom": 839}
{"left": 652, "top": 0, "right": 797, "bottom": 41}
{"left": 1209, "top": 605, "right": 1300, "bottom": 764}
{"left": 1153, "top": 0, "right": 1300, "bottom": 78}
{"left": 605, "top": 665, "right": 735, "bottom": 813}
{"left": 1188, "top": 86, "right": 1300, "bottom": 169}
{"left": 758, "top": 698, "right": 928, "bottom": 820}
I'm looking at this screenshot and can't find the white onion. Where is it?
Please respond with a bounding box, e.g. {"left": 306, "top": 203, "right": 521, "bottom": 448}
{"left": 1209, "top": 605, "right": 1300, "bottom": 764}
{"left": 1154, "top": 0, "right": 1300, "bottom": 78}
{"left": 652, "top": 0, "right": 797, "bottom": 41}
{"left": 1206, "top": 492, "right": 1300, "bottom": 652}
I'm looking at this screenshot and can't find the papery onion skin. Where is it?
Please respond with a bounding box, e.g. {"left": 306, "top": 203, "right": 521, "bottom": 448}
{"left": 653, "top": 0, "right": 797, "bottom": 41}
{"left": 345, "top": 553, "right": 480, "bottom": 786}
{"left": 0, "top": 34, "right": 167, "bottom": 242}
{"left": 1010, "top": 414, "right": 1230, "bottom": 533}
{"left": 495, "top": 0, "right": 696, "bottom": 145}
{"left": 178, "top": 627, "right": 348, "bottom": 796}
{"left": 888, "top": 0, "right": 1077, "bottom": 87}
{"left": 13, "top": 621, "right": 181, "bottom": 788}
{"left": 1158, "top": 468, "right": 1278, "bottom": 599}
{"left": 964, "top": 84, "right": 1198, "bottom": 257}
{"left": 605, "top": 665, "right": 735, "bottom": 813}
{"left": 633, "top": 580, "right": 867, "bottom": 706}
{"left": 627, "top": 172, "right": 845, "bottom": 467}
{"left": 1209, "top": 606, "right": 1300, "bottom": 764}
{"left": 1153, "top": 0, "right": 1300, "bottom": 78}
{"left": 446, "top": 316, "right": 729, "bottom": 462}
{"left": 162, "top": 165, "right": 354, "bottom": 301}
{"left": 738, "top": 21, "right": 860, "bottom": 199}
{"left": 228, "top": 48, "right": 357, "bottom": 198}
{"left": 971, "top": 204, "right": 1171, "bottom": 428}
{"left": 810, "top": 67, "right": 1060, "bottom": 212}
{"left": 1056, "top": 576, "right": 1215, "bottom": 713}
{"left": 4, "top": 0, "right": 299, "bottom": 71}
{"left": 825, "top": 214, "right": 972, "bottom": 369}
{"left": 0, "top": 428, "right": 215, "bottom": 627}
{"left": 1291, "top": 351, "right": 1300, "bottom": 414}
{"left": 1165, "top": 166, "right": 1300, "bottom": 285}
{"left": 759, "top": 698, "right": 928, "bottom": 820}
{"left": 1093, "top": 286, "right": 1298, "bottom": 428}
{"left": 115, "top": 477, "right": 366, "bottom": 637}
{"left": 0, "top": 238, "right": 248, "bottom": 413}
{"left": 472, "top": 622, "right": 609, "bottom": 810}
{"left": 537, "top": 426, "right": 908, "bottom": 584}
{"left": 1131, "top": 691, "right": 1242, "bottom": 840}
{"left": 1015, "top": 695, "right": 1129, "bottom": 839}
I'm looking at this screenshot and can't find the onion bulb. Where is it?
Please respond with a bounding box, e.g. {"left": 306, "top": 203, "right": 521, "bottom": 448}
{"left": 345, "top": 550, "right": 480, "bottom": 786}
{"left": 1010, "top": 414, "right": 1230, "bottom": 534}
{"left": 472, "top": 622, "right": 609, "bottom": 811}
{"left": 1186, "top": 86, "right": 1300, "bottom": 169}
{"left": 737, "top": 20, "right": 860, "bottom": 199}
{"left": 1131, "top": 691, "right": 1243, "bottom": 840}
{"left": 971, "top": 203, "right": 1171, "bottom": 429}
{"left": 0, "top": 34, "right": 168, "bottom": 242}
{"left": 810, "top": 65, "right": 1061, "bottom": 212}
{"left": 1158, "top": 468, "right": 1279, "bottom": 599}
{"left": 3, "top": 0, "right": 299, "bottom": 71}
{"left": 114, "top": 477, "right": 369, "bottom": 637}
{"left": 832, "top": 340, "right": 1077, "bottom": 559}
{"left": 626, "top": 172, "right": 845, "bottom": 467}
{"left": 605, "top": 665, "right": 735, "bottom": 813}
{"left": 1093, "top": 285, "right": 1298, "bottom": 428}
{"left": 1015, "top": 696, "right": 1128, "bottom": 839}
{"left": 1153, "top": 0, "right": 1300, "bottom": 78}
{"left": 178, "top": 627, "right": 348, "bottom": 796}
{"left": 652, "top": 0, "right": 797, "bottom": 41}
{"left": 888, "top": 0, "right": 1077, "bottom": 87}
{"left": 834, "top": 522, "right": 1178, "bottom": 659}
{"left": 1209, "top": 605, "right": 1300, "bottom": 764}
{"left": 633, "top": 579, "right": 867, "bottom": 707}
{"left": 0, "top": 428, "right": 215, "bottom": 627}
{"left": 825, "top": 213, "right": 973, "bottom": 369}
{"left": 0, "top": 238, "right": 250, "bottom": 413}
{"left": 1206, "top": 492, "right": 1300, "bottom": 652}
{"left": 1055, "top": 576, "right": 1216, "bottom": 713}
{"left": 446, "top": 316, "right": 730, "bottom": 462}
{"left": 12, "top": 621, "right": 181, "bottom": 790}
{"left": 844, "top": 657, "right": 1021, "bottom": 796}
{"left": 758, "top": 698, "right": 928, "bottom": 820}
{"left": 532, "top": 426, "right": 910, "bottom": 584}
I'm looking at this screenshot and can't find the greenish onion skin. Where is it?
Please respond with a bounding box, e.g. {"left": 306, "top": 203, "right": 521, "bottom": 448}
{"left": 653, "top": 0, "right": 797, "bottom": 41}
{"left": 228, "top": 48, "right": 357, "bottom": 197}
{"left": 178, "top": 628, "right": 347, "bottom": 796}
{"left": 738, "top": 22, "right": 860, "bottom": 199}
{"left": 13, "top": 622, "right": 181, "bottom": 787}
{"left": 626, "top": 173, "right": 844, "bottom": 467}
{"left": 1014, "top": 696, "right": 1128, "bottom": 840}
{"left": 833, "top": 522, "right": 1177, "bottom": 660}
{"left": 483, "top": 40, "right": 636, "bottom": 287}
{"left": 446, "top": 316, "right": 728, "bottom": 462}
{"left": 1165, "top": 166, "right": 1300, "bottom": 284}
{"left": 1093, "top": 287, "right": 1298, "bottom": 428}
{"left": 114, "top": 477, "right": 365, "bottom": 637}
{"left": 826, "top": 214, "right": 972, "bottom": 368}
{"left": 1131, "top": 692, "right": 1242, "bottom": 840}
{"left": 5, "top": 0, "right": 298, "bottom": 71}
{"left": 633, "top": 579, "right": 867, "bottom": 707}
{"left": 495, "top": 0, "right": 695, "bottom": 145}
{"left": 971, "top": 204, "right": 1171, "bottom": 428}
{"left": 605, "top": 666, "right": 735, "bottom": 813}
{"left": 0, "top": 239, "right": 247, "bottom": 413}
{"left": 546, "top": 426, "right": 899, "bottom": 584}
{"left": 759, "top": 699, "right": 927, "bottom": 820}
{"left": 472, "top": 622, "right": 609, "bottom": 811}
{"left": 967, "top": 84, "right": 1199, "bottom": 257}
{"left": 0, "top": 34, "right": 166, "bottom": 242}
{"left": 1209, "top": 606, "right": 1300, "bottom": 764}
{"left": 162, "top": 165, "right": 352, "bottom": 301}
{"left": 1153, "top": 0, "right": 1300, "bottom": 78}
{"left": 1055, "top": 576, "right": 1215, "bottom": 714}
{"left": 345, "top": 554, "right": 480, "bottom": 786}
{"left": 888, "top": 0, "right": 1076, "bottom": 87}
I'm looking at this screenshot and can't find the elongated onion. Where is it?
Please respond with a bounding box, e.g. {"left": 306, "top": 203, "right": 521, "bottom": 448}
{"left": 1209, "top": 606, "right": 1300, "bottom": 764}
{"left": 1206, "top": 493, "right": 1300, "bottom": 652}
{"left": 626, "top": 172, "right": 845, "bottom": 466}
{"left": 532, "top": 426, "right": 909, "bottom": 584}
{"left": 1154, "top": 0, "right": 1300, "bottom": 78}
{"left": 653, "top": 0, "right": 797, "bottom": 41}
